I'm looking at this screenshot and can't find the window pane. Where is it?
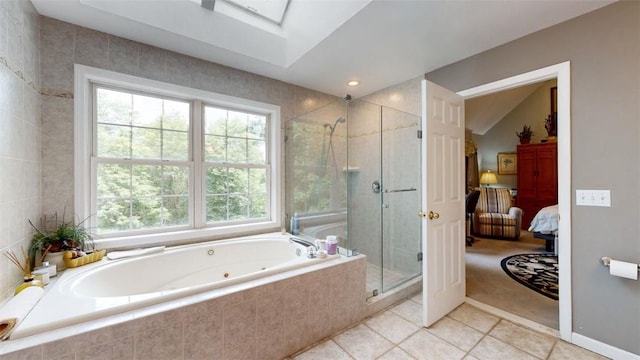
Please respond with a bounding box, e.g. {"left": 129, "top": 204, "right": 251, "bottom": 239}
{"left": 163, "top": 196, "right": 189, "bottom": 226}
{"left": 248, "top": 168, "right": 266, "bottom": 193}
{"left": 206, "top": 167, "right": 227, "bottom": 195}
{"left": 204, "top": 135, "right": 226, "bottom": 162}
{"left": 97, "top": 163, "right": 131, "bottom": 198}
{"left": 204, "top": 107, "right": 227, "bottom": 135}
{"left": 132, "top": 197, "right": 162, "bottom": 229}
{"left": 250, "top": 193, "right": 267, "bottom": 218}
{"left": 97, "top": 124, "right": 131, "bottom": 158}
{"left": 97, "top": 199, "right": 131, "bottom": 233}
{"left": 163, "top": 101, "right": 190, "bottom": 131}
{"left": 227, "top": 138, "right": 246, "bottom": 163}
{"left": 227, "top": 111, "right": 247, "bottom": 138}
{"left": 228, "top": 168, "right": 248, "bottom": 194}
{"left": 132, "top": 94, "right": 162, "bottom": 128}
{"left": 247, "top": 139, "right": 266, "bottom": 163}
{"left": 132, "top": 165, "right": 162, "bottom": 197}
{"left": 163, "top": 130, "right": 189, "bottom": 161}
{"left": 248, "top": 114, "right": 266, "bottom": 140}
{"left": 229, "top": 194, "right": 248, "bottom": 220}
{"left": 162, "top": 166, "right": 189, "bottom": 195}
{"left": 92, "top": 83, "right": 273, "bottom": 235}
{"left": 132, "top": 127, "right": 161, "bottom": 159}
{"left": 206, "top": 195, "right": 227, "bottom": 222}
{"left": 97, "top": 88, "right": 131, "bottom": 125}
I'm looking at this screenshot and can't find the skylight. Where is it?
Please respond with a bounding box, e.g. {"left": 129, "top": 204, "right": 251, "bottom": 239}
{"left": 223, "top": 0, "right": 289, "bottom": 25}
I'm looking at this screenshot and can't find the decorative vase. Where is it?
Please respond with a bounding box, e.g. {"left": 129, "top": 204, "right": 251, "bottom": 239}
{"left": 546, "top": 136, "right": 557, "bottom": 142}
{"left": 520, "top": 138, "right": 531, "bottom": 144}
{"left": 45, "top": 251, "right": 66, "bottom": 272}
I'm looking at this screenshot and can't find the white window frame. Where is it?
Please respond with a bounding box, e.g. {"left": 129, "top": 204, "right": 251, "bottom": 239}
{"left": 75, "top": 64, "right": 282, "bottom": 249}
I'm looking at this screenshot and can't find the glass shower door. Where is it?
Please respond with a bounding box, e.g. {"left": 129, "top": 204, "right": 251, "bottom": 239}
{"left": 380, "top": 106, "right": 422, "bottom": 292}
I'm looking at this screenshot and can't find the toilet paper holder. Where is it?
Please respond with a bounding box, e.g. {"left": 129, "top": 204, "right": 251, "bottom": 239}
{"left": 600, "top": 256, "right": 640, "bottom": 272}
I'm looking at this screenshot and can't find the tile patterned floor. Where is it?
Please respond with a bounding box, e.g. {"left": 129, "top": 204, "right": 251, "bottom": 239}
{"left": 290, "top": 293, "right": 609, "bottom": 360}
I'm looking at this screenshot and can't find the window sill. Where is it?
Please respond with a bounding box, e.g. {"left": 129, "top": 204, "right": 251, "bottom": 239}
{"left": 93, "top": 221, "right": 281, "bottom": 250}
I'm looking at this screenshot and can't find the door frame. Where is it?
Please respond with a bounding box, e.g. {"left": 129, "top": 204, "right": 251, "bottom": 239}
{"left": 457, "top": 61, "right": 572, "bottom": 342}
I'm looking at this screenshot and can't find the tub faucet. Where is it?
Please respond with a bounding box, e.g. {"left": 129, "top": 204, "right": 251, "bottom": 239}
{"left": 289, "top": 237, "right": 317, "bottom": 250}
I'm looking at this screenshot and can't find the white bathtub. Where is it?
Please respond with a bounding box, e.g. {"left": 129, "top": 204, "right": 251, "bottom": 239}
{"left": 10, "top": 232, "right": 338, "bottom": 340}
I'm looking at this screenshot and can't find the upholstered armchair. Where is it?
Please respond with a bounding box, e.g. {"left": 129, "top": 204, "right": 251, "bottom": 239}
{"left": 472, "top": 188, "right": 522, "bottom": 239}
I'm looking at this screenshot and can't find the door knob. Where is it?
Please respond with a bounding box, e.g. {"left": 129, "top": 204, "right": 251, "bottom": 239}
{"left": 428, "top": 211, "right": 440, "bottom": 219}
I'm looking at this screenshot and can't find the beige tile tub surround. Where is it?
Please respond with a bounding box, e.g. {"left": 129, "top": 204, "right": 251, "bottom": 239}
{"left": 0, "top": 256, "right": 367, "bottom": 360}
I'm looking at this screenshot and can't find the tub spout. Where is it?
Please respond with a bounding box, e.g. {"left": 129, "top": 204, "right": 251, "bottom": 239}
{"left": 289, "top": 237, "right": 317, "bottom": 250}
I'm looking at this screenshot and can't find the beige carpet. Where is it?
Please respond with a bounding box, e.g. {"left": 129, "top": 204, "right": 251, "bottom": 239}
{"left": 465, "top": 231, "right": 559, "bottom": 329}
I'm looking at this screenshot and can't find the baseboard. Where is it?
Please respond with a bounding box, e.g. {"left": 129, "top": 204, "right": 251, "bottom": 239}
{"left": 571, "top": 333, "right": 640, "bottom": 360}
{"left": 465, "top": 297, "right": 560, "bottom": 338}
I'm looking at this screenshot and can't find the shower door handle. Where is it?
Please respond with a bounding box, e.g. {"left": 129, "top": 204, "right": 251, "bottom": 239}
{"left": 372, "top": 180, "right": 381, "bottom": 193}
{"left": 384, "top": 188, "right": 416, "bottom": 193}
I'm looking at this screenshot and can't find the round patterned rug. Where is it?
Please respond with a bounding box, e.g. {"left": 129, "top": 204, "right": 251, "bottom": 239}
{"left": 500, "top": 253, "right": 558, "bottom": 300}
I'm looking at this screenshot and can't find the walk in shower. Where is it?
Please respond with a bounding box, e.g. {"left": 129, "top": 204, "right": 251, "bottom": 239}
{"left": 285, "top": 97, "right": 422, "bottom": 296}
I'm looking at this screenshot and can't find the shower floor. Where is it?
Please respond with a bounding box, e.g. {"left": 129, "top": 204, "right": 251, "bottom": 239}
{"left": 366, "top": 262, "right": 420, "bottom": 297}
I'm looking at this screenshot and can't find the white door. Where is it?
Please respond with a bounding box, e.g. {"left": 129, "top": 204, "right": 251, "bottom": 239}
{"left": 421, "top": 80, "right": 466, "bottom": 327}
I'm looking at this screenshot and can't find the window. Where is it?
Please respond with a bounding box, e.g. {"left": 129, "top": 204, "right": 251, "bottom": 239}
{"left": 75, "top": 65, "right": 281, "bottom": 248}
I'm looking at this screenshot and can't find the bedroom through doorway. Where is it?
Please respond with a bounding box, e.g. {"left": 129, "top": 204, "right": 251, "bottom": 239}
{"left": 463, "top": 76, "right": 561, "bottom": 332}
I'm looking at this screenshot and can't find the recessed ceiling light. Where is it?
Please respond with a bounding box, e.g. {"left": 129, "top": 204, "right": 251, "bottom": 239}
{"left": 347, "top": 81, "right": 359, "bottom": 87}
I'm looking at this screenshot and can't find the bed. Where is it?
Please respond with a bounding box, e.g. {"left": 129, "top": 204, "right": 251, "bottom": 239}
{"left": 528, "top": 204, "right": 559, "bottom": 253}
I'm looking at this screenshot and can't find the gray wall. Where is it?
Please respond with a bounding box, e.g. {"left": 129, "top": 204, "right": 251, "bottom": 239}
{"left": 0, "top": 0, "right": 42, "bottom": 300}
{"left": 474, "top": 79, "right": 557, "bottom": 189}
{"left": 427, "top": 1, "right": 640, "bottom": 354}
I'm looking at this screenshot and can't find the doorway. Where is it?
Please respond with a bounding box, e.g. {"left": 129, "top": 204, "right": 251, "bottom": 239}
{"left": 464, "top": 78, "right": 559, "bottom": 330}
{"left": 421, "top": 62, "right": 572, "bottom": 342}
{"left": 458, "top": 62, "right": 572, "bottom": 341}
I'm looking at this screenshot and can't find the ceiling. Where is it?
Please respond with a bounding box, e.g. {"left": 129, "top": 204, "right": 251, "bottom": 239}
{"left": 33, "top": 0, "right": 613, "bottom": 116}
{"left": 466, "top": 82, "right": 543, "bottom": 135}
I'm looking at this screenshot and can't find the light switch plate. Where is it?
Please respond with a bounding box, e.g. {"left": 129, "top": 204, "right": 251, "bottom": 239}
{"left": 576, "top": 190, "right": 611, "bottom": 207}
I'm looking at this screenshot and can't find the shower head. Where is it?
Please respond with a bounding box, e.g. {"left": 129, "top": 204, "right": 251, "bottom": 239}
{"left": 323, "top": 117, "right": 346, "bottom": 134}
{"left": 328, "top": 117, "right": 345, "bottom": 135}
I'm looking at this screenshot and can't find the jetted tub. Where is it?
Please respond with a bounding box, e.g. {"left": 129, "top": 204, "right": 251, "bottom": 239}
{"left": 11, "top": 232, "right": 338, "bottom": 340}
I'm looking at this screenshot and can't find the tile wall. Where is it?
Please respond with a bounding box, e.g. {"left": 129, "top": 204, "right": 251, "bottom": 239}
{"left": 1, "top": 10, "right": 339, "bottom": 302}
{"left": 0, "top": 0, "right": 42, "bottom": 300}
{"left": 38, "top": 16, "right": 338, "bottom": 220}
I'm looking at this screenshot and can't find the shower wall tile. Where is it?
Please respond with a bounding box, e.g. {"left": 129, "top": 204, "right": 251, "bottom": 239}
{"left": 0, "top": 69, "right": 24, "bottom": 159}
{"left": 139, "top": 43, "right": 168, "bottom": 82}
{"left": 108, "top": 36, "right": 140, "bottom": 75}
{"left": 40, "top": 17, "right": 74, "bottom": 57}
{"left": 164, "top": 51, "right": 192, "bottom": 87}
{"left": 294, "top": 85, "right": 337, "bottom": 117}
{"left": 0, "top": 8, "right": 7, "bottom": 60}
{"left": 22, "top": 10, "right": 39, "bottom": 86}
{"left": 24, "top": 85, "right": 41, "bottom": 126}
{"left": 0, "top": 0, "right": 41, "bottom": 300}
{"left": 189, "top": 57, "right": 216, "bottom": 91}
{"left": 6, "top": 9, "right": 23, "bottom": 73}
{"left": 361, "top": 76, "right": 423, "bottom": 117}
{"left": 74, "top": 27, "right": 109, "bottom": 69}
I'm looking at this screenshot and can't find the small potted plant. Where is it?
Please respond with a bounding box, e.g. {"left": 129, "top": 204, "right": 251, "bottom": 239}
{"left": 516, "top": 124, "right": 534, "bottom": 144}
{"left": 545, "top": 112, "right": 557, "bottom": 142}
{"left": 29, "top": 212, "right": 94, "bottom": 271}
